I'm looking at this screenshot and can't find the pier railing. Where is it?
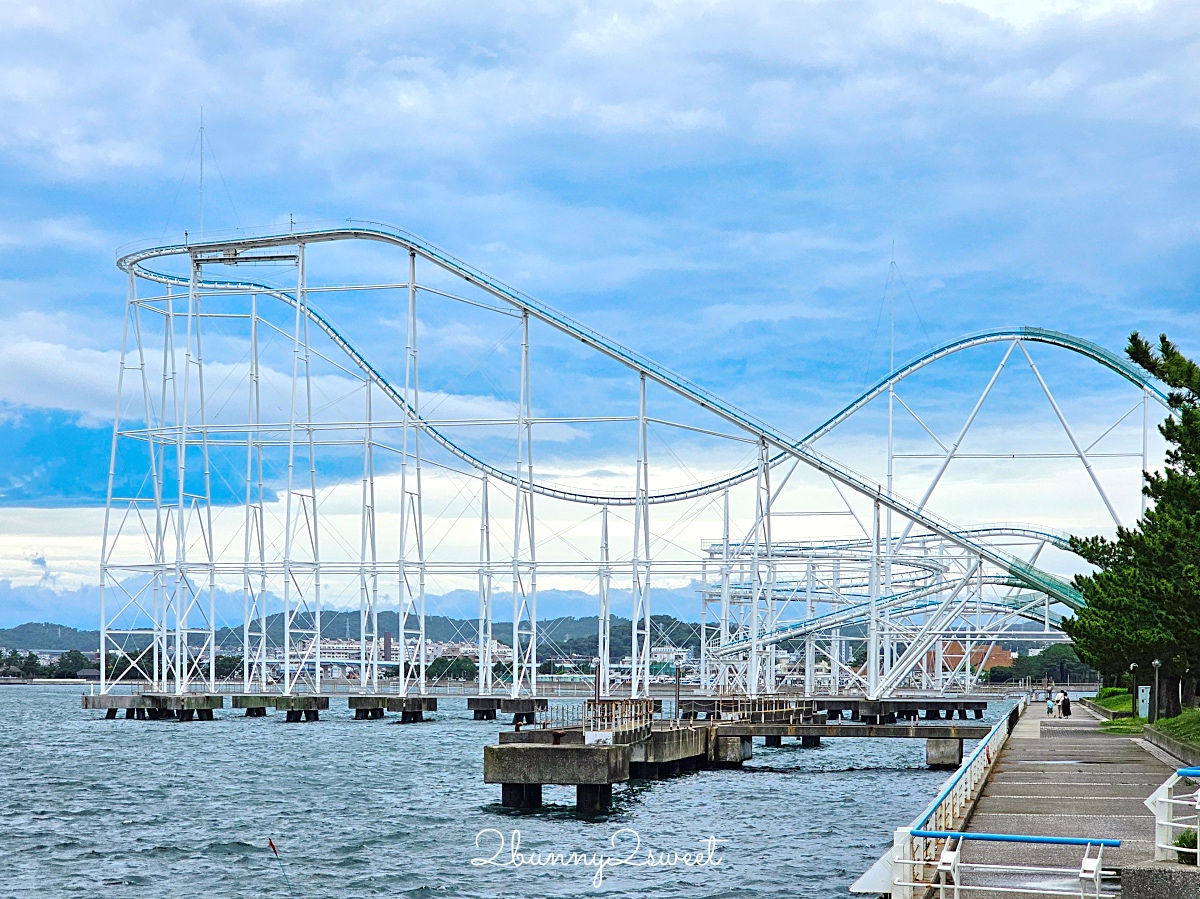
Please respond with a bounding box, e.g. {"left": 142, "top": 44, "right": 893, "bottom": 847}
{"left": 585, "top": 699, "right": 657, "bottom": 735}
{"left": 1147, "top": 766, "right": 1200, "bottom": 864}
{"left": 541, "top": 699, "right": 658, "bottom": 738}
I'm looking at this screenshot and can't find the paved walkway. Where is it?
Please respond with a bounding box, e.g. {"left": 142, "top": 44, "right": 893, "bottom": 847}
{"left": 955, "top": 702, "right": 1174, "bottom": 895}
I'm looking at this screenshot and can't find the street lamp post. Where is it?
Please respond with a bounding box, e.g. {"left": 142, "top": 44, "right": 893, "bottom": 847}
{"left": 1151, "top": 659, "right": 1161, "bottom": 724}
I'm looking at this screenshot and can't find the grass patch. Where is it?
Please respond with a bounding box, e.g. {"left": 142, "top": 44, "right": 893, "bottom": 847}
{"left": 1093, "top": 691, "right": 1133, "bottom": 713}
{"left": 1154, "top": 708, "right": 1200, "bottom": 748}
{"left": 1101, "top": 708, "right": 1200, "bottom": 745}
{"left": 1102, "top": 716, "right": 1147, "bottom": 734}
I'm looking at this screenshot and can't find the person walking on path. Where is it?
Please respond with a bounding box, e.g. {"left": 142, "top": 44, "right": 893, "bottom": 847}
{"left": 1053, "top": 691, "right": 1063, "bottom": 718}
{"left": 1061, "top": 691, "right": 1072, "bottom": 718}
{"left": 1046, "top": 695, "right": 1055, "bottom": 717}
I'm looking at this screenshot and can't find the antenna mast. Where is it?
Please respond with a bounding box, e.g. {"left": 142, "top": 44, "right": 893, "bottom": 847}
{"left": 199, "top": 108, "right": 204, "bottom": 240}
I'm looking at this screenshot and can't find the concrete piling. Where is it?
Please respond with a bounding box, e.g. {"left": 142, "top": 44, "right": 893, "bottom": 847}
{"left": 576, "top": 783, "right": 613, "bottom": 813}
{"left": 926, "top": 737, "right": 964, "bottom": 768}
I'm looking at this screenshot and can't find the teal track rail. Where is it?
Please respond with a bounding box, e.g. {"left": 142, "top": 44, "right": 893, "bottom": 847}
{"left": 117, "top": 221, "right": 1151, "bottom": 609}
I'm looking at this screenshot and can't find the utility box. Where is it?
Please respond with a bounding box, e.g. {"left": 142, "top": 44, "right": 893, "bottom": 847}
{"left": 1137, "top": 685, "right": 1151, "bottom": 718}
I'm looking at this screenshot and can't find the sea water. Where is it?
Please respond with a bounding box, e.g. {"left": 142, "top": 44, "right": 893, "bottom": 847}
{"left": 2, "top": 685, "right": 1002, "bottom": 898}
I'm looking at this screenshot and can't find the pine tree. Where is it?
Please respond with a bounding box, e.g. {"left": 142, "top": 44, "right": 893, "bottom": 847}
{"left": 1063, "top": 333, "right": 1200, "bottom": 718}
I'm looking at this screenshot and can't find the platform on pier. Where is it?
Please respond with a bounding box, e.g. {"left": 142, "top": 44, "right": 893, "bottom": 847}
{"left": 83, "top": 692, "right": 223, "bottom": 720}
{"left": 715, "top": 722, "right": 991, "bottom": 740}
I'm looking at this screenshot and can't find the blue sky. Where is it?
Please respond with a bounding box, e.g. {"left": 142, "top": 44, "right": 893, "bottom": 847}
{"left": 1, "top": 1, "right": 1198, "bottom": 626}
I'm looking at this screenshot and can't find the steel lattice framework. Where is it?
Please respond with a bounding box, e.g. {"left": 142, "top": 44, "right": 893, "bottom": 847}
{"left": 98, "top": 221, "right": 1170, "bottom": 700}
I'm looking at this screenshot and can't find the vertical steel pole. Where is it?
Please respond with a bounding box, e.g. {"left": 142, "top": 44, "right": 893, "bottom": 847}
{"left": 830, "top": 566, "right": 841, "bottom": 696}
{"left": 173, "top": 255, "right": 198, "bottom": 694}
{"left": 719, "top": 487, "right": 730, "bottom": 693}
{"left": 511, "top": 311, "right": 536, "bottom": 698}
{"left": 411, "top": 253, "right": 426, "bottom": 694}
{"left": 192, "top": 272, "right": 217, "bottom": 693}
{"left": 132, "top": 286, "right": 165, "bottom": 691}
{"left": 631, "top": 374, "right": 651, "bottom": 698}
{"left": 868, "top": 498, "right": 881, "bottom": 699}
{"left": 804, "top": 562, "right": 815, "bottom": 697}
{"left": 360, "top": 376, "right": 379, "bottom": 691}
{"left": 478, "top": 474, "right": 493, "bottom": 695}
{"left": 282, "top": 249, "right": 304, "bottom": 695}
{"left": 99, "top": 287, "right": 133, "bottom": 694}
{"left": 158, "top": 285, "right": 177, "bottom": 690}
{"left": 598, "top": 503, "right": 611, "bottom": 698}
{"left": 300, "top": 248, "right": 322, "bottom": 695}
{"left": 885, "top": 262, "right": 895, "bottom": 681}
{"left": 242, "top": 292, "right": 260, "bottom": 691}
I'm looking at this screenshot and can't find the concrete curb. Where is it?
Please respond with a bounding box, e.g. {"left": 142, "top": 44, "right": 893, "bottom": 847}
{"left": 1079, "top": 697, "right": 1131, "bottom": 720}
{"left": 1121, "top": 860, "right": 1200, "bottom": 898}
{"left": 1142, "top": 726, "right": 1200, "bottom": 767}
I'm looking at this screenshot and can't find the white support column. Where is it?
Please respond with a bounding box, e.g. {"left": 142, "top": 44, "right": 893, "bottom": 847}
{"left": 399, "top": 250, "right": 427, "bottom": 697}
{"left": 157, "top": 285, "right": 177, "bottom": 691}
{"left": 699, "top": 560, "right": 709, "bottom": 694}
{"left": 281, "top": 243, "right": 322, "bottom": 694}
{"left": 359, "top": 376, "right": 379, "bottom": 692}
{"left": 868, "top": 498, "right": 881, "bottom": 699}
{"left": 630, "top": 373, "right": 652, "bottom": 699}
{"left": 99, "top": 289, "right": 132, "bottom": 694}
{"left": 748, "top": 437, "right": 773, "bottom": 697}
{"left": 173, "top": 255, "right": 198, "bottom": 694}
{"left": 831, "top": 558, "right": 841, "bottom": 697}
{"left": 511, "top": 311, "right": 537, "bottom": 698}
{"left": 192, "top": 279, "right": 216, "bottom": 694}
{"left": 885, "top": 264, "right": 895, "bottom": 685}
{"left": 477, "top": 474, "right": 493, "bottom": 695}
{"left": 598, "top": 503, "right": 611, "bottom": 698}
{"left": 243, "top": 292, "right": 267, "bottom": 691}
{"left": 718, "top": 487, "right": 731, "bottom": 693}
{"left": 133, "top": 287, "right": 166, "bottom": 692}
{"left": 804, "top": 562, "right": 815, "bottom": 697}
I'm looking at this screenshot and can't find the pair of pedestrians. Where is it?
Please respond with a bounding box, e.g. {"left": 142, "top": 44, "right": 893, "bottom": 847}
{"left": 1045, "top": 690, "right": 1072, "bottom": 718}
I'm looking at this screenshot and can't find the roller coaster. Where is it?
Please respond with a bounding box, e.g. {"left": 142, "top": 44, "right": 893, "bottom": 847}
{"left": 98, "top": 221, "right": 1169, "bottom": 700}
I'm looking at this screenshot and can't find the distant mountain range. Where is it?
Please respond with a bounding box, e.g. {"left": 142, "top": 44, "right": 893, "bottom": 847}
{"left": 0, "top": 621, "right": 100, "bottom": 652}
{"left": 0, "top": 610, "right": 705, "bottom": 658}
{"left": 0, "top": 579, "right": 705, "bottom": 632}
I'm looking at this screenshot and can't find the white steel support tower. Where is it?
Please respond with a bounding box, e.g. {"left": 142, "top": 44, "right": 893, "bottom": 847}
{"left": 97, "top": 222, "right": 1170, "bottom": 701}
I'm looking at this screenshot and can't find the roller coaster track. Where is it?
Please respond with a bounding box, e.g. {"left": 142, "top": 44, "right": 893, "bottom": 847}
{"left": 118, "top": 221, "right": 1163, "bottom": 610}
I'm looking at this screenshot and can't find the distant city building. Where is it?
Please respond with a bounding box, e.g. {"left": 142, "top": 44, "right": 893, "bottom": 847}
{"left": 929, "top": 642, "right": 1013, "bottom": 673}
{"left": 650, "top": 645, "right": 691, "bottom": 662}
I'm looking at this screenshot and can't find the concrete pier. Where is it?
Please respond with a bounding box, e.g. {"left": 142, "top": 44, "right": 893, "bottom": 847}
{"left": 232, "top": 695, "right": 273, "bottom": 717}
{"left": 714, "top": 734, "right": 753, "bottom": 766}
{"left": 274, "top": 695, "right": 329, "bottom": 722}
{"left": 83, "top": 693, "right": 223, "bottom": 720}
{"left": 483, "top": 696, "right": 992, "bottom": 812}
{"left": 504, "top": 697, "right": 548, "bottom": 724}
{"left": 485, "top": 742, "right": 631, "bottom": 810}
{"left": 925, "top": 737, "right": 964, "bottom": 768}
{"left": 388, "top": 696, "right": 437, "bottom": 722}
{"left": 467, "top": 697, "right": 500, "bottom": 720}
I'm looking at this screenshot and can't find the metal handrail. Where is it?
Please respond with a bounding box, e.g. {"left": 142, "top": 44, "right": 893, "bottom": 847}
{"left": 909, "top": 698, "right": 1119, "bottom": 847}
{"left": 883, "top": 698, "right": 1124, "bottom": 898}
{"left": 1147, "top": 767, "right": 1199, "bottom": 862}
